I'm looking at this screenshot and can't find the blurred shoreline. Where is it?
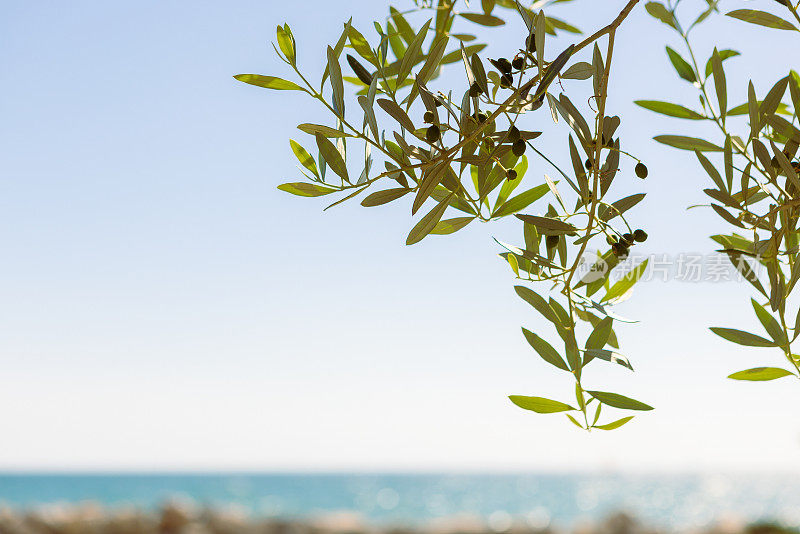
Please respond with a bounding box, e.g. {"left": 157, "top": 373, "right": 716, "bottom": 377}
{"left": 0, "top": 502, "right": 796, "bottom": 534}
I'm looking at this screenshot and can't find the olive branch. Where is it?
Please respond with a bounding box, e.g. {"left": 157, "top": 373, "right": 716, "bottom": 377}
{"left": 639, "top": 0, "right": 800, "bottom": 383}
{"left": 236, "top": 0, "right": 664, "bottom": 431}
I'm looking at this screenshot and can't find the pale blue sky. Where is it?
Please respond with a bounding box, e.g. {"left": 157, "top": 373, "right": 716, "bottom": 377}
{"left": 1, "top": 0, "right": 799, "bottom": 472}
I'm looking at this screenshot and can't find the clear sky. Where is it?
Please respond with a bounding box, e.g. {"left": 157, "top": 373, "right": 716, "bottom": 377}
{"left": 1, "top": 0, "right": 799, "bottom": 472}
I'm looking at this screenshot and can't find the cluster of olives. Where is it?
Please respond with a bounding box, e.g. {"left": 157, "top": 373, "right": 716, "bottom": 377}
{"left": 489, "top": 53, "right": 526, "bottom": 89}
{"left": 501, "top": 126, "right": 526, "bottom": 181}
{"left": 507, "top": 126, "right": 526, "bottom": 156}
{"left": 422, "top": 110, "right": 440, "bottom": 143}
{"left": 608, "top": 229, "right": 648, "bottom": 258}
{"left": 423, "top": 101, "right": 450, "bottom": 144}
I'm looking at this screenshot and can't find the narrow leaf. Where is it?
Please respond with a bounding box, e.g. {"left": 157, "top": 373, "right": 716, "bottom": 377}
{"left": 709, "top": 327, "right": 777, "bottom": 347}
{"left": 726, "top": 9, "right": 798, "bottom": 31}
{"left": 234, "top": 74, "right": 304, "bottom": 91}
{"left": 278, "top": 182, "right": 338, "bottom": 197}
{"left": 728, "top": 367, "right": 794, "bottom": 381}
{"left": 315, "top": 133, "right": 349, "bottom": 181}
{"left": 509, "top": 395, "right": 575, "bottom": 413}
{"left": 587, "top": 391, "right": 653, "bottom": 411}
{"left": 602, "top": 259, "right": 649, "bottom": 302}
{"left": 635, "top": 100, "right": 704, "bottom": 120}
{"left": 595, "top": 416, "right": 635, "bottom": 430}
{"left": 654, "top": 135, "right": 722, "bottom": 151}
{"left": 406, "top": 193, "right": 451, "bottom": 245}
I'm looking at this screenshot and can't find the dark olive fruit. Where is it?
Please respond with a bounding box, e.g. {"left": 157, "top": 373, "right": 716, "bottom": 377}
{"left": 512, "top": 56, "right": 524, "bottom": 71}
{"left": 469, "top": 82, "right": 482, "bottom": 97}
{"left": 434, "top": 99, "right": 443, "bottom": 107}
{"left": 346, "top": 54, "right": 373, "bottom": 86}
{"left": 497, "top": 58, "right": 512, "bottom": 74}
{"left": 622, "top": 233, "right": 635, "bottom": 245}
{"left": 611, "top": 243, "right": 621, "bottom": 255}
{"left": 512, "top": 139, "right": 526, "bottom": 157}
{"left": 507, "top": 125, "right": 520, "bottom": 143}
{"left": 525, "top": 35, "right": 536, "bottom": 53}
{"left": 506, "top": 169, "right": 518, "bottom": 181}
{"left": 633, "top": 229, "right": 648, "bottom": 242}
{"left": 635, "top": 162, "right": 648, "bottom": 179}
{"left": 585, "top": 158, "right": 593, "bottom": 170}
{"left": 425, "top": 125, "right": 440, "bottom": 144}
{"left": 606, "top": 235, "right": 617, "bottom": 246}
{"left": 546, "top": 235, "right": 560, "bottom": 249}
{"left": 473, "top": 111, "right": 489, "bottom": 123}
{"left": 500, "top": 73, "right": 513, "bottom": 88}
{"left": 423, "top": 110, "right": 435, "bottom": 123}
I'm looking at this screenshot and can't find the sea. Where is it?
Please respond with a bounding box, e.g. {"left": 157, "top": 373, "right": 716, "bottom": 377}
{"left": 0, "top": 473, "right": 799, "bottom": 531}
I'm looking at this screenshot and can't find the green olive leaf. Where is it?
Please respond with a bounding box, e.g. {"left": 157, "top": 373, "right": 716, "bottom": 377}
{"left": 276, "top": 25, "right": 296, "bottom": 64}
{"left": 459, "top": 12, "right": 505, "bottom": 26}
{"left": 315, "top": 133, "right": 349, "bottom": 182}
{"left": 665, "top": 46, "right": 696, "bottom": 83}
{"left": 561, "top": 61, "right": 594, "bottom": 80}
{"left": 234, "top": 74, "right": 304, "bottom": 91}
{"left": 594, "top": 416, "right": 635, "bottom": 430}
{"left": 601, "top": 259, "right": 649, "bottom": 303}
{"left": 509, "top": 395, "right": 575, "bottom": 413}
{"left": 645, "top": 1, "right": 678, "bottom": 29}
{"left": 493, "top": 184, "right": 550, "bottom": 218}
{"left": 289, "top": 140, "right": 319, "bottom": 178}
{"left": 431, "top": 216, "right": 475, "bottom": 235}
{"left": 726, "top": 9, "right": 798, "bottom": 31}
{"left": 278, "top": 182, "right": 338, "bottom": 197}
{"left": 522, "top": 328, "right": 570, "bottom": 371}
{"left": 704, "top": 49, "right": 739, "bottom": 77}
{"left": 515, "top": 214, "right": 578, "bottom": 236}
{"left": 709, "top": 327, "right": 777, "bottom": 347}
{"left": 587, "top": 391, "right": 653, "bottom": 411}
{"left": 361, "top": 188, "right": 410, "bottom": 207}
{"left": 728, "top": 367, "right": 795, "bottom": 381}
{"left": 406, "top": 193, "right": 451, "bottom": 245}
{"left": 654, "top": 135, "right": 722, "bottom": 151}
{"left": 635, "top": 100, "right": 704, "bottom": 120}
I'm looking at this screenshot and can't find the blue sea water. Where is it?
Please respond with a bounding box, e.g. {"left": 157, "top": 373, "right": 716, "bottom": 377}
{"left": 0, "top": 473, "right": 799, "bottom": 530}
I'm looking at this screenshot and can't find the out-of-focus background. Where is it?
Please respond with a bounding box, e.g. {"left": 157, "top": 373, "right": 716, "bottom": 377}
{"left": 1, "top": 0, "right": 799, "bottom": 532}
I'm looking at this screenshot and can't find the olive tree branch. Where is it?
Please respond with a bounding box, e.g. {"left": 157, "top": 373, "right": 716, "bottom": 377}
{"left": 571, "top": 0, "right": 640, "bottom": 56}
